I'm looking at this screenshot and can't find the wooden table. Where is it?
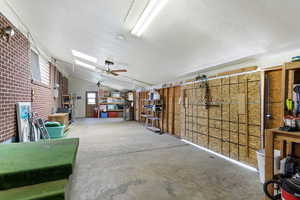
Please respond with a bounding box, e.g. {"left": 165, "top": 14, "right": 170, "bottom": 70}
{"left": 265, "top": 128, "right": 300, "bottom": 199}
{"left": 48, "top": 113, "right": 69, "bottom": 131}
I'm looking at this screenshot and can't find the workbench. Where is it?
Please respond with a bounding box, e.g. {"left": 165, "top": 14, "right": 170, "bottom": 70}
{"left": 48, "top": 113, "right": 69, "bottom": 131}
{"left": 265, "top": 128, "right": 300, "bottom": 199}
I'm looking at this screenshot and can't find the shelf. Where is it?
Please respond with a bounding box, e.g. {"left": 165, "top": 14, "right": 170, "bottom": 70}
{"left": 107, "top": 110, "right": 123, "bottom": 112}
{"left": 99, "top": 103, "right": 124, "bottom": 105}
{"left": 147, "top": 117, "right": 160, "bottom": 120}
{"left": 99, "top": 97, "right": 123, "bottom": 99}
{"left": 146, "top": 126, "right": 161, "bottom": 133}
{"left": 144, "top": 99, "right": 162, "bottom": 102}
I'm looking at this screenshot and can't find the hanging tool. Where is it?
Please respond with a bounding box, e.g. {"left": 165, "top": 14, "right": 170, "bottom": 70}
{"left": 286, "top": 99, "right": 294, "bottom": 114}
{"left": 294, "top": 86, "right": 300, "bottom": 116}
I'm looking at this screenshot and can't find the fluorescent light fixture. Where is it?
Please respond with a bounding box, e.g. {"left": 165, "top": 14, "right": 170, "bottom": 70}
{"left": 75, "top": 60, "right": 96, "bottom": 70}
{"left": 181, "top": 139, "right": 258, "bottom": 172}
{"left": 131, "top": 0, "right": 168, "bottom": 37}
{"left": 72, "top": 50, "right": 97, "bottom": 63}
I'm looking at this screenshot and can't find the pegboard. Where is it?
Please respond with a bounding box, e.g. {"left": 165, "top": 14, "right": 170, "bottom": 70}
{"left": 181, "top": 72, "right": 261, "bottom": 167}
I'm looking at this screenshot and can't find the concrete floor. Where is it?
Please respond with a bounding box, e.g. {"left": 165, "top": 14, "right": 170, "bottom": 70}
{"left": 67, "top": 118, "right": 263, "bottom": 200}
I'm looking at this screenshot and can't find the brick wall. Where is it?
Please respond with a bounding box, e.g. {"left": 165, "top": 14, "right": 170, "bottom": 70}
{"left": 0, "top": 13, "right": 68, "bottom": 142}
{"left": 31, "top": 82, "right": 54, "bottom": 120}
{"left": 0, "top": 14, "right": 31, "bottom": 142}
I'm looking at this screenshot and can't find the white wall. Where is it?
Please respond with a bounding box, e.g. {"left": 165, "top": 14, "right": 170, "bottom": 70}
{"left": 69, "top": 77, "right": 98, "bottom": 118}
{"left": 69, "top": 77, "right": 113, "bottom": 118}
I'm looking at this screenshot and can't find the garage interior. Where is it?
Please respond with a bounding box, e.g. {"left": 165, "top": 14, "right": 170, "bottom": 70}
{"left": 1, "top": 0, "right": 300, "bottom": 200}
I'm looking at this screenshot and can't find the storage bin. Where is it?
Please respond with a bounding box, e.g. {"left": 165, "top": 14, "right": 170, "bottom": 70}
{"left": 108, "top": 105, "right": 118, "bottom": 111}
{"left": 45, "top": 122, "right": 65, "bottom": 139}
{"left": 108, "top": 112, "right": 118, "bottom": 118}
{"left": 100, "top": 112, "right": 108, "bottom": 118}
{"left": 117, "top": 111, "right": 123, "bottom": 118}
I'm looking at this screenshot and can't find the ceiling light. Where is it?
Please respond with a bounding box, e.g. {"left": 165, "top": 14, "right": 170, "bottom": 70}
{"left": 72, "top": 50, "right": 97, "bottom": 63}
{"left": 131, "top": 0, "right": 168, "bottom": 37}
{"left": 75, "top": 60, "right": 96, "bottom": 70}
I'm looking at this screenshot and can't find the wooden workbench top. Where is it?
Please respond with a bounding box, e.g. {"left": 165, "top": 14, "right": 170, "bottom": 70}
{"left": 267, "top": 128, "right": 300, "bottom": 137}
{"left": 48, "top": 113, "right": 68, "bottom": 117}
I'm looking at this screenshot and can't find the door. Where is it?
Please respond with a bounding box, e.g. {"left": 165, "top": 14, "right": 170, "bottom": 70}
{"left": 86, "top": 91, "right": 98, "bottom": 117}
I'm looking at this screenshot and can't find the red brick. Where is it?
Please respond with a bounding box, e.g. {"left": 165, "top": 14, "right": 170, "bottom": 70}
{"left": 0, "top": 13, "right": 68, "bottom": 142}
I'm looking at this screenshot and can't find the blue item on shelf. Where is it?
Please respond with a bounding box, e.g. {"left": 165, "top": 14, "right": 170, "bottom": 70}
{"left": 100, "top": 112, "right": 108, "bottom": 118}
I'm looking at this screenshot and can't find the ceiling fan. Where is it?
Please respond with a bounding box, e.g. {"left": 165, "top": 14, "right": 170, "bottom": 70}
{"left": 102, "top": 60, "right": 127, "bottom": 76}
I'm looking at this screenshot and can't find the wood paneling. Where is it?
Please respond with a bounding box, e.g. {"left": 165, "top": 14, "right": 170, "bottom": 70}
{"left": 181, "top": 72, "right": 261, "bottom": 167}
{"left": 135, "top": 87, "right": 182, "bottom": 136}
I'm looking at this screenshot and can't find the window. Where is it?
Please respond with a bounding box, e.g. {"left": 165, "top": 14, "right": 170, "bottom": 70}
{"left": 87, "top": 92, "right": 97, "bottom": 105}
{"left": 88, "top": 99, "right": 96, "bottom": 105}
{"left": 31, "top": 50, "right": 50, "bottom": 85}
{"left": 39, "top": 56, "right": 50, "bottom": 85}
{"left": 31, "top": 50, "right": 41, "bottom": 82}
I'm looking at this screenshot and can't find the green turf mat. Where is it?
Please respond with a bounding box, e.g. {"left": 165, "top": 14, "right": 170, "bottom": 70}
{"left": 0, "top": 179, "right": 67, "bottom": 200}
{"left": 0, "top": 138, "right": 79, "bottom": 190}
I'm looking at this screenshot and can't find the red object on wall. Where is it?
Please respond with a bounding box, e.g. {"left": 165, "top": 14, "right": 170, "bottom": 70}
{"left": 108, "top": 112, "right": 118, "bottom": 118}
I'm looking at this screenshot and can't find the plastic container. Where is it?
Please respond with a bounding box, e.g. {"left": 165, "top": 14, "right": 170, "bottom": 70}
{"left": 45, "top": 123, "right": 65, "bottom": 139}
{"left": 100, "top": 112, "right": 108, "bottom": 118}
{"left": 108, "top": 112, "right": 118, "bottom": 118}
{"left": 257, "top": 149, "right": 281, "bottom": 183}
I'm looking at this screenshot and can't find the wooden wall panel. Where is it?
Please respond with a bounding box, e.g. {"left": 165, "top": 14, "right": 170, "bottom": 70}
{"left": 168, "top": 87, "right": 174, "bottom": 133}
{"left": 174, "top": 86, "right": 181, "bottom": 137}
{"left": 264, "top": 69, "right": 283, "bottom": 150}
{"left": 265, "top": 69, "right": 283, "bottom": 129}
{"left": 181, "top": 72, "right": 261, "bottom": 167}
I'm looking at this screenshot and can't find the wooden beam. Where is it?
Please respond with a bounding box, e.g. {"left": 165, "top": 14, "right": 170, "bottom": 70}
{"left": 263, "top": 65, "right": 282, "bottom": 72}
{"left": 286, "top": 61, "right": 300, "bottom": 70}
{"left": 288, "top": 70, "right": 295, "bottom": 99}
{"left": 172, "top": 87, "right": 176, "bottom": 135}
{"left": 265, "top": 130, "right": 275, "bottom": 199}
{"left": 245, "top": 79, "right": 249, "bottom": 157}
{"left": 261, "top": 71, "right": 266, "bottom": 148}
{"left": 281, "top": 63, "right": 287, "bottom": 126}
{"left": 216, "top": 66, "right": 257, "bottom": 77}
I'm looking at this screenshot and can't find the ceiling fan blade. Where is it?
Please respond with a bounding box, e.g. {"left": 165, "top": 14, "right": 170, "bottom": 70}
{"left": 111, "top": 69, "right": 127, "bottom": 73}
{"left": 110, "top": 71, "right": 119, "bottom": 76}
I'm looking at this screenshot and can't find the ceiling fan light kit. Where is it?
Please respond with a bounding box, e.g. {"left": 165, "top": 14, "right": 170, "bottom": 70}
{"left": 131, "top": 0, "right": 168, "bottom": 37}
{"left": 104, "top": 60, "right": 127, "bottom": 76}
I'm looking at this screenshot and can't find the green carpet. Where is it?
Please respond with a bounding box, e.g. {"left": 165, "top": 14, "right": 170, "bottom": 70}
{"left": 0, "top": 138, "right": 79, "bottom": 190}
{"left": 0, "top": 179, "right": 67, "bottom": 200}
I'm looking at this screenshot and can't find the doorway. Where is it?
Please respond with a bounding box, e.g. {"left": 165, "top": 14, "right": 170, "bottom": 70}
{"left": 86, "top": 91, "right": 98, "bottom": 117}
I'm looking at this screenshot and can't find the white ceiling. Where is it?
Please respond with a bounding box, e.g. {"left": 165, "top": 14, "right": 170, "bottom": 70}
{"left": 9, "top": 0, "right": 300, "bottom": 89}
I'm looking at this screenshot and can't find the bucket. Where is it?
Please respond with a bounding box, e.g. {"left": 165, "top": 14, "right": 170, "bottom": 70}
{"left": 45, "top": 122, "right": 65, "bottom": 139}
{"left": 257, "top": 149, "right": 281, "bottom": 183}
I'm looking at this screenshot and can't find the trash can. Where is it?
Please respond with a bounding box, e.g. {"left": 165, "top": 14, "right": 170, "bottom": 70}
{"left": 45, "top": 122, "right": 65, "bottom": 139}
{"left": 257, "top": 149, "right": 281, "bottom": 183}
